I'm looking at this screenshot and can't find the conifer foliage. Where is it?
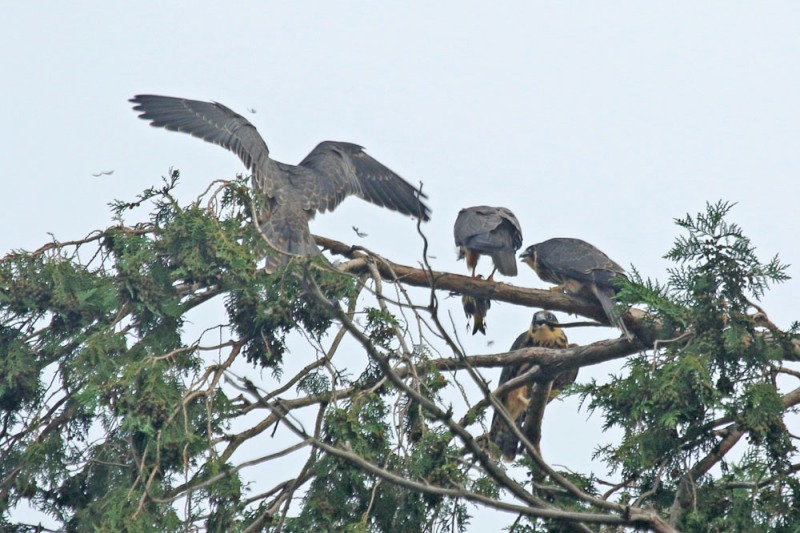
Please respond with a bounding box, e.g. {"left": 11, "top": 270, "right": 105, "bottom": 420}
{"left": 0, "top": 175, "right": 797, "bottom": 532}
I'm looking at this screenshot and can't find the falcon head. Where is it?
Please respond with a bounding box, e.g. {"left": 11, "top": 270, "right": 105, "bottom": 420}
{"left": 531, "top": 310, "right": 558, "bottom": 331}
{"left": 528, "top": 310, "right": 567, "bottom": 347}
{"left": 519, "top": 244, "right": 539, "bottom": 273}
{"left": 519, "top": 243, "right": 564, "bottom": 286}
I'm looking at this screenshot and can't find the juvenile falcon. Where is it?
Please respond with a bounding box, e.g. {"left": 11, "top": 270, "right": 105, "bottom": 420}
{"left": 520, "top": 238, "right": 631, "bottom": 340}
{"left": 489, "top": 310, "right": 574, "bottom": 461}
{"left": 454, "top": 206, "right": 522, "bottom": 279}
{"left": 130, "top": 95, "right": 430, "bottom": 267}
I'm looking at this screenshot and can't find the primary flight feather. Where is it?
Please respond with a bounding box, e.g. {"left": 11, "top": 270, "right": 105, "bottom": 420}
{"left": 130, "top": 95, "right": 430, "bottom": 267}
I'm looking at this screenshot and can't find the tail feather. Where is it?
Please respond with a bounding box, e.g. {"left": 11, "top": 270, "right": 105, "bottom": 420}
{"left": 492, "top": 251, "right": 518, "bottom": 277}
{"left": 489, "top": 412, "right": 525, "bottom": 461}
{"left": 258, "top": 205, "right": 321, "bottom": 272}
{"left": 472, "top": 312, "right": 486, "bottom": 336}
{"left": 520, "top": 381, "right": 553, "bottom": 459}
{"left": 462, "top": 293, "right": 491, "bottom": 336}
{"left": 593, "top": 285, "right": 632, "bottom": 340}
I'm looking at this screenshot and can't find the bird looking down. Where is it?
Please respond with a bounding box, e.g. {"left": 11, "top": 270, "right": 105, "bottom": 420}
{"left": 489, "top": 310, "right": 572, "bottom": 461}
{"left": 454, "top": 206, "right": 522, "bottom": 280}
{"left": 520, "top": 238, "right": 631, "bottom": 340}
{"left": 130, "top": 95, "right": 430, "bottom": 268}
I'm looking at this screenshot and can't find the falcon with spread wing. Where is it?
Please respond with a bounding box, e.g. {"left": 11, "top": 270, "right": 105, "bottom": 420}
{"left": 489, "top": 310, "right": 574, "bottom": 461}
{"left": 454, "top": 206, "right": 522, "bottom": 280}
{"left": 130, "top": 95, "right": 430, "bottom": 267}
{"left": 520, "top": 238, "right": 631, "bottom": 340}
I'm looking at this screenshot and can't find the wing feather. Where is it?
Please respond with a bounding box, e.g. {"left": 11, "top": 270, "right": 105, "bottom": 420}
{"left": 454, "top": 207, "right": 522, "bottom": 251}
{"left": 488, "top": 330, "right": 532, "bottom": 460}
{"left": 535, "top": 238, "right": 626, "bottom": 289}
{"left": 298, "top": 141, "right": 430, "bottom": 219}
{"left": 130, "top": 95, "right": 280, "bottom": 198}
{"left": 455, "top": 206, "right": 522, "bottom": 276}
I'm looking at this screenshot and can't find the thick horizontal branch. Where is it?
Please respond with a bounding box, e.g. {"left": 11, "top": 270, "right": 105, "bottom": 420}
{"left": 429, "top": 336, "right": 640, "bottom": 377}
{"left": 315, "top": 235, "right": 656, "bottom": 342}
{"left": 237, "top": 337, "right": 639, "bottom": 421}
{"left": 316, "top": 235, "right": 800, "bottom": 363}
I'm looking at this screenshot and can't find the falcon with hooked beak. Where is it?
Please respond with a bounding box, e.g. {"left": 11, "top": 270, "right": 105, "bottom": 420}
{"left": 520, "top": 238, "right": 631, "bottom": 340}
{"left": 489, "top": 310, "right": 575, "bottom": 461}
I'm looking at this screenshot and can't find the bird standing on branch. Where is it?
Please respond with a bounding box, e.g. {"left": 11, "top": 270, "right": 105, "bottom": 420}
{"left": 453, "top": 206, "right": 522, "bottom": 335}
{"left": 454, "top": 206, "right": 522, "bottom": 280}
{"left": 130, "top": 95, "right": 430, "bottom": 268}
{"left": 520, "top": 237, "right": 632, "bottom": 340}
{"left": 489, "top": 310, "right": 573, "bottom": 461}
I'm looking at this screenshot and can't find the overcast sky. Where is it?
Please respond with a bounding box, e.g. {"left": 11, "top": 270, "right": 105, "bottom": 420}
{"left": 3, "top": 2, "right": 800, "bottom": 530}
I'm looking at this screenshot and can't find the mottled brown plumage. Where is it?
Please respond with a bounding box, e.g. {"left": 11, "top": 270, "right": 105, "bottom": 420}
{"left": 520, "top": 238, "right": 631, "bottom": 340}
{"left": 130, "top": 95, "right": 430, "bottom": 268}
{"left": 489, "top": 311, "right": 574, "bottom": 461}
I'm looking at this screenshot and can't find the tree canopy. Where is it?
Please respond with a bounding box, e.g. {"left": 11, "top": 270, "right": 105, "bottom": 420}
{"left": 1, "top": 172, "right": 798, "bottom": 532}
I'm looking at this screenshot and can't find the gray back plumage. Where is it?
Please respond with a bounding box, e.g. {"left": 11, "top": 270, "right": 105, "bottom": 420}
{"left": 454, "top": 206, "right": 523, "bottom": 276}
{"left": 526, "top": 237, "right": 626, "bottom": 289}
{"left": 130, "top": 95, "right": 430, "bottom": 267}
{"left": 523, "top": 238, "right": 631, "bottom": 339}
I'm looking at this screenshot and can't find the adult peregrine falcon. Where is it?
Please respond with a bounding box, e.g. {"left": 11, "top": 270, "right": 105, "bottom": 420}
{"left": 489, "top": 310, "right": 574, "bottom": 461}
{"left": 520, "top": 238, "right": 631, "bottom": 340}
{"left": 454, "top": 206, "right": 522, "bottom": 279}
{"left": 130, "top": 95, "right": 430, "bottom": 267}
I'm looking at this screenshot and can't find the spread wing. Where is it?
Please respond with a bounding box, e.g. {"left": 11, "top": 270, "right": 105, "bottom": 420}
{"left": 130, "top": 95, "right": 281, "bottom": 197}
{"left": 298, "top": 141, "right": 430, "bottom": 220}
{"left": 131, "top": 95, "right": 431, "bottom": 265}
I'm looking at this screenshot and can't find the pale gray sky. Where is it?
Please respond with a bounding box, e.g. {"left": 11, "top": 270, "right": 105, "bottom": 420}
{"left": 3, "top": 2, "right": 800, "bottom": 530}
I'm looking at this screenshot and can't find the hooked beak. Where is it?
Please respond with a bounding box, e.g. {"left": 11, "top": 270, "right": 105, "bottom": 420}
{"left": 519, "top": 246, "right": 535, "bottom": 263}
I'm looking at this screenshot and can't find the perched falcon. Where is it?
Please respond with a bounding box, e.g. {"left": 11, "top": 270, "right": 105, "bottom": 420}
{"left": 130, "top": 95, "right": 430, "bottom": 267}
{"left": 489, "top": 310, "right": 574, "bottom": 461}
{"left": 520, "top": 238, "right": 631, "bottom": 340}
{"left": 454, "top": 206, "right": 522, "bottom": 280}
